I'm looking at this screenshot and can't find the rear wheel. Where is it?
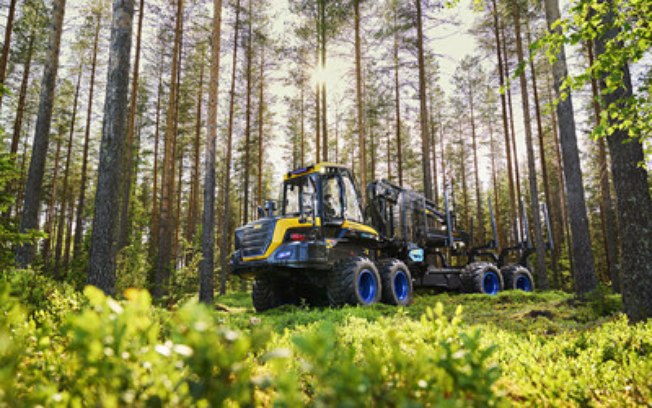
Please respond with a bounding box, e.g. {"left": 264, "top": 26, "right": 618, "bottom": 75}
{"left": 327, "top": 257, "right": 382, "bottom": 306}
{"left": 461, "top": 262, "right": 503, "bottom": 295}
{"left": 501, "top": 265, "right": 535, "bottom": 292}
{"left": 378, "top": 259, "right": 413, "bottom": 306}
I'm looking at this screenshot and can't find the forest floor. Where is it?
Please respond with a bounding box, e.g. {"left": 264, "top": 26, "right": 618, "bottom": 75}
{"left": 3, "top": 271, "right": 651, "bottom": 406}
{"left": 211, "top": 288, "right": 651, "bottom": 406}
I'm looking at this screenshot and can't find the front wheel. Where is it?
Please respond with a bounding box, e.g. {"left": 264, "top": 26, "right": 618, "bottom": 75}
{"left": 378, "top": 259, "right": 413, "bottom": 306}
{"left": 328, "top": 257, "right": 382, "bottom": 306}
{"left": 252, "top": 278, "right": 282, "bottom": 312}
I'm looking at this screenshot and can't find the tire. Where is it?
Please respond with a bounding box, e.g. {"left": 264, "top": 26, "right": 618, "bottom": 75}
{"left": 501, "top": 265, "right": 535, "bottom": 292}
{"left": 252, "top": 278, "right": 282, "bottom": 312}
{"left": 461, "top": 262, "right": 503, "bottom": 295}
{"left": 327, "top": 257, "right": 382, "bottom": 306}
{"left": 378, "top": 259, "right": 413, "bottom": 306}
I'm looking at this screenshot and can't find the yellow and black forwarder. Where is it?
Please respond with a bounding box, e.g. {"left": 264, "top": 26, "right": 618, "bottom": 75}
{"left": 231, "top": 163, "right": 550, "bottom": 312}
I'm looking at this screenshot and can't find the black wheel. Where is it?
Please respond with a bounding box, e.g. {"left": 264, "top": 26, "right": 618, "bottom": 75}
{"left": 252, "top": 278, "right": 281, "bottom": 312}
{"left": 501, "top": 265, "right": 535, "bottom": 292}
{"left": 461, "top": 262, "right": 503, "bottom": 295}
{"left": 327, "top": 257, "right": 382, "bottom": 306}
{"left": 378, "top": 259, "right": 413, "bottom": 306}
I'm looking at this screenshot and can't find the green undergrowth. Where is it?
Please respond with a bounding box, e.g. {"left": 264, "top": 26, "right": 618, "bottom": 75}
{"left": 1, "top": 269, "right": 650, "bottom": 407}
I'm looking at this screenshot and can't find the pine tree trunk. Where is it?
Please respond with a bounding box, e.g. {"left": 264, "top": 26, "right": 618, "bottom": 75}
{"left": 0, "top": 0, "right": 18, "bottom": 110}
{"left": 546, "top": 72, "right": 569, "bottom": 288}
{"left": 593, "top": 0, "right": 652, "bottom": 321}
{"left": 586, "top": 41, "right": 620, "bottom": 292}
{"left": 393, "top": 7, "right": 402, "bottom": 185}
{"left": 257, "top": 46, "right": 265, "bottom": 206}
{"left": 459, "top": 122, "right": 469, "bottom": 229}
{"left": 42, "top": 137, "right": 63, "bottom": 270}
{"left": 511, "top": 0, "right": 549, "bottom": 289}
{"left": 469, "top": 82, "right": 484, "bottom": 243}
{"left": 354, "top": 0, "right": 366, "bottom": 192}
{"left": 154, "top": 0, "right": 184, "bottom": 298}
{"left": 490, "top": 0, "right": 517, "bottom": 244}
{"left": 16, "top": 0, "right": 67, "bottom": 267}
{"left": 118, "top": 0, "right": 145, "bottom": 251}
{"left": 148, "top": 70, "right": 163, "bottom": 261}
{"left": 501, "top": 24, "right": 524, "bottom": 240}
{"left": 63, "top": 195, "right": 74, "bottom": 267}
{"left": 527, "top": 24, "right": 559, "bottom": 285}
{"left": 74, "top": 17, "right": 101, "bottom": 261}
{"left": 243, "top": 0, "right": 253, "bottom": 224}
{"left": 300, "top": 85, "right": 305, "bottom": 167}
{"left": 54, "top": 67, "right": 82, "bottom": 279}
{"left": 11, "top": 34, "right": 35, "bottom": 156}
{"left": 320, "top": 0, "right": 328, "bottom": 162}
{"left": 415, "top": 0, "right": 432, "bottom": 199}
{"left": 187, "top": 53, "right": 204, "bottom": 242}
{"left": 220, "top": 0, "right": 242, "bottom": 295}
{"left": 543, "top": 0, "right": 597, "bottom": 295}
{"left": 199, "top": 0, "right": 223, "bottom": 304}
{"left": 429, "top": 92, "right": 439, "bottom": 204}
{"left": 88, "top": 0, "right": 135, "bottom": 295}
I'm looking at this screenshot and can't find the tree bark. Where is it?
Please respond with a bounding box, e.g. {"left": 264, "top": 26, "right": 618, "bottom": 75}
{"left": 154, "top": 0, "right": 184, "bottom": 298}
{"left": 243, "top": 0, "right": 253, "bottom": 224}
{"left": 74, "top": 16, "right": 101, "bottom": 261}
{"left": 543, "top": 0, "right": 597, "bottom": 295}
{"left": 511, "top": 0, "right": 549, "bottom": 289}
{"left": 87, "top": 0, "right": 135, "bottom": 295}
{"left": 148, "top": 69, "right": 163, "bottom": 261}
{"left": 16, "top": 0, "right": 67, "bottom": 267}
{"left": 320, "top": 0, "right": 327, "bottom": 162}
{"left": 354, "top": 0, "right": 366, "bottom": 191}
{"left": 468, "top": 78, "right": 483, "bottom": 243}
{"left": 54, "top": 67, "right": 83, "bottom": 279}
{"left": 593, "top": 0, "right": 652, "bottom": 321}
{"left": 42, "top": 137, "right": 63, "bottom": 270}
{"left": 0, "top": 0, "right": 18, "bottom": 110}
{"left": 187, "top": 51, "right": 204, "bottom": 243}
{"left": 393, "top": 7, "right": 402, "bottom": 185}
{"left": 501, "top": 24, "right": 524, "bottom": 240}
{"left": 219, "top": 0, "right": 241, "bottom": 295}
{"left": 586, "top": 41, "right": 619, "bottom": 292}
{"left": 11, "top": 34, "right": 35, "bottom": 156}
{"left": 257, "top": 46, "right": 265, "bottom": 206}
{"left": 415, "top": 0, "right": 432, "bottom": 199}
{"left": 118, "top": 0, "right": 145, "bottom": 251}
{"left": 490, "top": 0, "right": 518, "bottom": 244}
{"left": 527, "top": 23, "right": 560, "bottom": 285}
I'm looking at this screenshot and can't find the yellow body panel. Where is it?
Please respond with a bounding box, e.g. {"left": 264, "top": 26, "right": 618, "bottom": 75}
{"left": 241, "top": 217, "right": 378, "bottom": 262}
{"left": 284, "top": 162, "right": 349, "bottom": 181}
{"left": 342, "top": 220, "right": 379, "bottom": 236}
{"left": 242, "top": 217, "right": 321, "bottom": 262}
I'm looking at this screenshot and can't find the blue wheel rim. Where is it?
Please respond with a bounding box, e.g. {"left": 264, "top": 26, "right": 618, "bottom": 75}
{"left": 482, "top": 271, "right": 500, "bottom": 295}
{"left": 394, "top": 270, "right": 409, "bottom": 302}
{"left": 515, "top": 274, "right": 533, "bottom": 291}
{"left": 358, "top": 269, "right": 377, "bottom": 304}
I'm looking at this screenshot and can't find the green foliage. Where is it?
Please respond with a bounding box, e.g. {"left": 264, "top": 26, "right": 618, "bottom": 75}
{"left": 0, "top": 153, "right": 42, "bottom": 267}
{"left": 540, "top": 0, "right": 651, "bottom": 149}
{"left": 1, "top": 272, "right": 651, "bottom": 407}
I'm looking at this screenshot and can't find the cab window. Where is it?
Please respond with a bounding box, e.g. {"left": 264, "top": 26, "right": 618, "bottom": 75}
{"left": 322, "top": 176, "right": 343, "bottom": 218}
{"left": 342, "top": 175, "right": 363, "bottom": 222}
{"left": 283, "top": 175, "right": 316, "bottom": 216}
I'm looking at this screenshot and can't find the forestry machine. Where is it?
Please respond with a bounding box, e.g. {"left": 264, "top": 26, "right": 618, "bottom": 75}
{"left": 231, "top": 163, "right": 552, "bottom": 311}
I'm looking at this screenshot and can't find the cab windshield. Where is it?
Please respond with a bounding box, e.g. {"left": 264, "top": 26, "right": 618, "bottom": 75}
{"left": 282, "top": 174, "right": 317, "bottom": 216}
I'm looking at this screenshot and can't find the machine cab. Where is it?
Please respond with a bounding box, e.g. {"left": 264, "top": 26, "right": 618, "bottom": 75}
{"left": 282, "top": 163, "right": 365, "bottom": 228}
